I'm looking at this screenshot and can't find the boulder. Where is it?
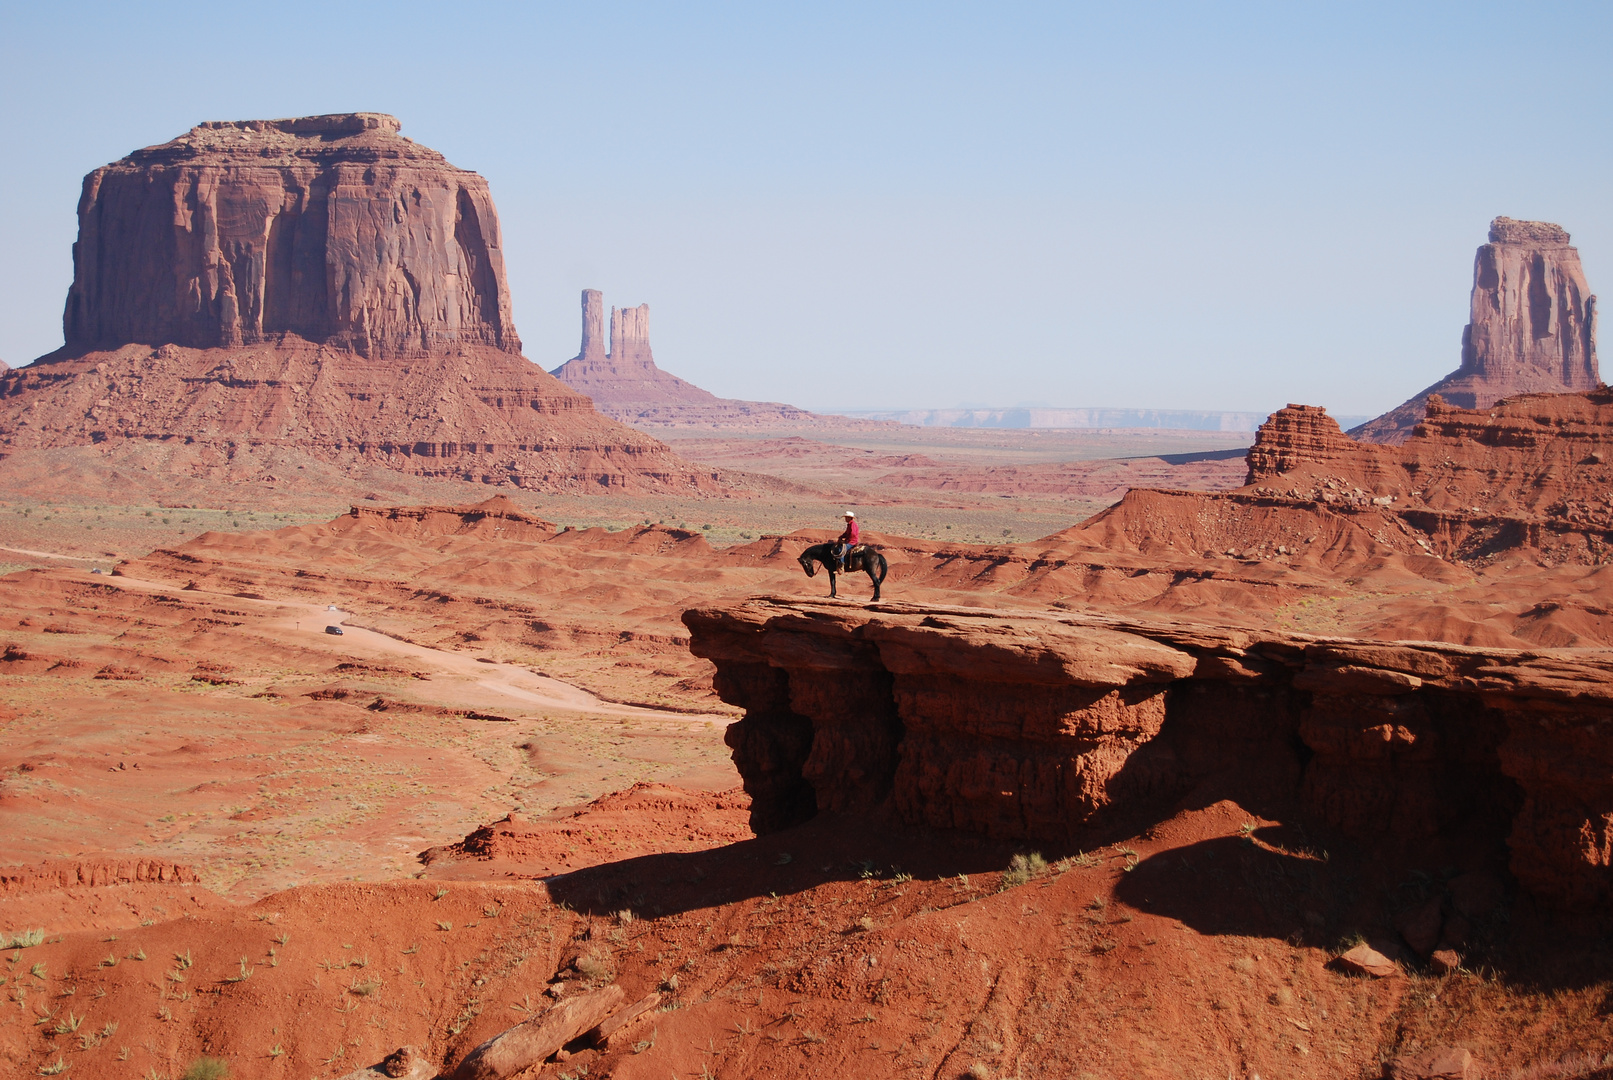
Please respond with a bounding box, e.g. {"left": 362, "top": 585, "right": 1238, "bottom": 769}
{"left": 1429, "top": 948, "right": 1462, "bottom": 975}
{"left": 450, "top": 983, "right": 626, "bottom": 1080}
{"left": 1388, "top": 1046, "right": 1475, "bottom": 1080}
{"left": 1332, "top": 943, "right": 1400, "bottom": 978}
{"left": 334, "top": 1045, "right": 434, "bottom": 1080}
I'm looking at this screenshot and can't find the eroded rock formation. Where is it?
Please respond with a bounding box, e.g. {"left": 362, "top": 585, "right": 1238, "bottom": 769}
{"left": 2, "top": 116, "right": 724, "bottom": 494}
{"left": 0, "top": 340, "right": 721, "bottom": 492}
{"left": 1354, "top": 217, "right": 1600, "bottom": 443}
{"left": 1226, "top": 390, "right": 1613, "bottom": 565}
{"left": 550, "top": 293, "right": 720, "bottom": 410}
{"left": 687, "top": 597, "right": 1613, "bottom": 910}
{"left": 62, "top": 113, "right": 518, "bottom": 359}
{"left": 549, "top": 289, "right": 892, "bottom": 430}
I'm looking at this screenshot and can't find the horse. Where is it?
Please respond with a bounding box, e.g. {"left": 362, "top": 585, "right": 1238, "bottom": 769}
{"left": 798, "top": 542, "right": 888, "bottom": 601}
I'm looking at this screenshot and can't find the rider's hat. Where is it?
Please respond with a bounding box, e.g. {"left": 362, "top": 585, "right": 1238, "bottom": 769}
{"left": 844, "top": 510, "right": 855, "bottom": 517}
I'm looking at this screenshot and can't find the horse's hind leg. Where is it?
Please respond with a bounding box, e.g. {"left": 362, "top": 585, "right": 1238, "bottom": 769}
{"left": 869, "top": 569, "right": 880, "bottom": 601}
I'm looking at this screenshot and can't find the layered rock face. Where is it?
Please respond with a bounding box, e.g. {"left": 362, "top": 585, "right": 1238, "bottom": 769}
{"left": 62, "top": 113, "right": 519, "bottom": 359}
{"left": 687, "top": 597, "right": 1613, "bottom": 910}
{"left": 1353, "top": 217, "right": 1600, "bottom": 443}
{"left": 4, "top": 116, "right": 723, "bottom": 494}
{"left": 549, "top": 290, "right": 890, "bottom": 430}
{"left": 1218, "top": 391, "right": 1613, "bottom": 565}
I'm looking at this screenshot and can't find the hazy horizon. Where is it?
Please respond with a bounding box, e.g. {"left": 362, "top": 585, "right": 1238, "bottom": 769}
{"left": 4, "top": 2, "right": 1610, "bottom": 420}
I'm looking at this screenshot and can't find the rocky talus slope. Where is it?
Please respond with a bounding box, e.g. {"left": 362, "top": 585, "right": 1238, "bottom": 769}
{"left": 0, "top": 342, "right": 718, "bottom": 492}
{"left": 688, "top": 596, "right": 1613, "bottom": 910}
{"left": 1354, "top": 216, "right": 1600, "bottom": 443}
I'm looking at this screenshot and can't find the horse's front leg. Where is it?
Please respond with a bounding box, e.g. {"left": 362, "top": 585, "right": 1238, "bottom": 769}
{"left": 828, "top": 569, "right": 837, "bottom": 598}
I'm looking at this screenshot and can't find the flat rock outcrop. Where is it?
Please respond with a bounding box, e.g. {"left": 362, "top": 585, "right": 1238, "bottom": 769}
{"left": 549, "top": 289, "right": 893, "bottom": 431}
{"left": 1354, "top": 217, "right": 1600, "bottom": 443}
{"left": 686, "top": 596, "right": 1613, "bottom": 910}
{"left": 2, "top": 116, "right": 724, "bottom": 494}
{"left": 62, "top": 113, "right": 518, "bottom": 359}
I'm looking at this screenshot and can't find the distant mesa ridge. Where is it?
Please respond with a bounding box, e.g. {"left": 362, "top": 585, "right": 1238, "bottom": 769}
{"left": 835, "top": 407, "right": 1365, "bottom": 432}
{"left": 549, "top": 289, "right": 891, "bottom": 430}
{"left": 1352, "top": 216, "right": 1600, "bottom": 444}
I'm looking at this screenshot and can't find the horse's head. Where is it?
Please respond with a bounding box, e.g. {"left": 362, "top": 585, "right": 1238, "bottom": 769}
{"left": 798, "top": 550, "right": 818, "bottom": 577}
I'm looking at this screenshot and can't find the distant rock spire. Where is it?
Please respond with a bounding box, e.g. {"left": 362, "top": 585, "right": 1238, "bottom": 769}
{"left": 573, "top": 289, "right": 606, "bottom": 363}
{"left": 608, "top": 304, "right": 653, "bottom": 368}
{"left": 1353, "top": 216, "right": 1599, "bottom": 444}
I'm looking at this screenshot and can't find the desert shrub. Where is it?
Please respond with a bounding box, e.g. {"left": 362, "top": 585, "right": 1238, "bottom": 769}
{"left": 999, "top": 851, "right": 1048, "bottom": 890}
{"left": 574, "top": 947, "right": 616, "bottom": 983}
{"left": 3, "top": 928, "right": 44, "bottom": 949}
{"left": 183, "top": 1058, "right": 230, "bottom": 1080}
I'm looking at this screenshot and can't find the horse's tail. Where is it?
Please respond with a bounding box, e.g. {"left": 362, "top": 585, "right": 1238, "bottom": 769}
{"left": 874, "top": 552, "right": 888, "bottom": 584}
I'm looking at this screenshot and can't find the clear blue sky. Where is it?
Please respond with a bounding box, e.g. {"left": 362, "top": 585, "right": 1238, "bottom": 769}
{"left": 2, "top": 2, "right": 1610, "bottom": 416}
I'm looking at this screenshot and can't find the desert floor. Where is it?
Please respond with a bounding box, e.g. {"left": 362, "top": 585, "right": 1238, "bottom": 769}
{"left": 3, "top": 423, "right": 1606, "bottom": 1080}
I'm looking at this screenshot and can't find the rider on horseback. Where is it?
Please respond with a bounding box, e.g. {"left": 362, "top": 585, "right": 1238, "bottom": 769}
{"left": 833, "top": 511, "right": 858, "bottom": 571}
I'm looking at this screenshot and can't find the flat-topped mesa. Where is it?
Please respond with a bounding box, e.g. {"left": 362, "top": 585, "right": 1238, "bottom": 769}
{"left": 1353, "top": 216, "right": 1599, "bottom": 443}
{"left": 60, "top": 113, "right": 520, "bottom": 359}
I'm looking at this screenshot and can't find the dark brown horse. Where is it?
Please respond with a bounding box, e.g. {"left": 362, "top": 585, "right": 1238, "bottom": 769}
{"left": 798, "top": 543, "right": 887, "bottom": 601}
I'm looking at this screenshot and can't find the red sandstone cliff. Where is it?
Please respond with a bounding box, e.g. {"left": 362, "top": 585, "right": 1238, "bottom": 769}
{"left": 687, "top": 596, "right": 1613, "bottom": 910}
{"left": 1, "top": 116, "right": 724, "bottom": 494}
{"left": 1353, "top": 217, "right": 1600, "bottom": 444}
{"left": 61, "top": 113, "right": 519, "bottom": 360}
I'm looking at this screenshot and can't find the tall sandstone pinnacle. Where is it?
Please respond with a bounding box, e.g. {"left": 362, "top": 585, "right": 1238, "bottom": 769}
{"left": 550, "top": 293, "right": 719, "bottom": 409}
{"left": 0, "top": 115, "right": 721, "bottom": 495}
{"left": 575, "top": 289, "right": 607, "bottom": 364}
{"left": 1352, "top": 216, "right": 1600, "bottom": 443}
{"left": 548, "top": 289, "right": 891, "bottom": 430}
{"left": 609, "top": 303, "right": 655, "bottom": 368}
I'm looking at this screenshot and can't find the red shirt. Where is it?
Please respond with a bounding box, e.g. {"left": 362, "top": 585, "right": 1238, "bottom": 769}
{"left": 839, "top": 520, "right": 859, "bottom": 545}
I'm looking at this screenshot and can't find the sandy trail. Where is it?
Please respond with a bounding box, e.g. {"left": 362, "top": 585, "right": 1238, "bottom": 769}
{"left": 0, "top": 544, "right": 101, "bottom": 562}
{"left": 97, "top": 569, "right": 691, "bottom": 720}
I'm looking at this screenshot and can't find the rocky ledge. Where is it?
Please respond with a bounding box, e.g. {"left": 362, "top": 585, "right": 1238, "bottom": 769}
{"left": 685, "top": 597, "right": 1613, "bottom": 910}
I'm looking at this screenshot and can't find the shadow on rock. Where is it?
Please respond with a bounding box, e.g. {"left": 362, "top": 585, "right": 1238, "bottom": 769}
{"left": 1115, "top": 832, "right": 1330, "bottom": 944}
{"left": 545, "top": 810, "right": 1026, "bottom": 918}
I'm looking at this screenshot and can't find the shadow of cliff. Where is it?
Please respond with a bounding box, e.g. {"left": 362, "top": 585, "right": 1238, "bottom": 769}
{"left": 545, "top": 809, "right": 1029, "bottom": 919}
{"left": 1113, "top": 823, "right": 1613, "bottom": 992}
